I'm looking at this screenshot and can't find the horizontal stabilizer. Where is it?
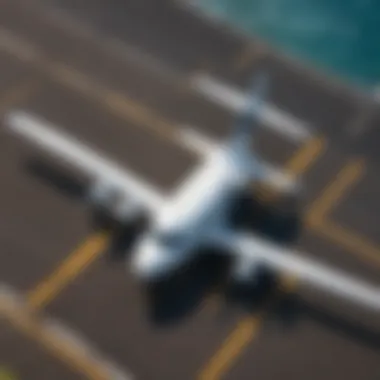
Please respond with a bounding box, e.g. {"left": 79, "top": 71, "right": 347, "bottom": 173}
{"left": 234, "top": 71, "right": 269, "bottom": 138}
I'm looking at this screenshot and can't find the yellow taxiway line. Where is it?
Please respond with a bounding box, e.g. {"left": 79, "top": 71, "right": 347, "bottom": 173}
{"left": 27, "top": 232, "right": 109, "bottom": 310}
{"left": 198, "top": 137, "right": 325, "bottom": 380}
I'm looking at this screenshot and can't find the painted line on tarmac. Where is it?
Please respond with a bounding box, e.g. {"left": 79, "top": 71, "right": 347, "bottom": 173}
{"left": 190, "top": 73, "right": 313, "bottom": 143}
{"left": 0, "top": 21, "right": 313, "bottom": 146}
{"left": 0, "top": 284, "right": 133, "bottom": 380}
{"left": 198, "top": 136, "right": 325, "bottom": 380}
{"left": 27, "top": 232, "right": 109, "bottom": 310}
{"left": 0, "top": 27, "right": 299, "bottom": 189}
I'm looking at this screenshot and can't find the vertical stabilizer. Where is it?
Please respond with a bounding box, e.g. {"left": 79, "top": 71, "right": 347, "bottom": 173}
{"left": 233, "top": 71, "right": 269, "bottom": 140}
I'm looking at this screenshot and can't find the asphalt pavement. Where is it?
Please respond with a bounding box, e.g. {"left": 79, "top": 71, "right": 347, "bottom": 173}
{"left": 0, "top": 0, "right": 379, "bottom": 379}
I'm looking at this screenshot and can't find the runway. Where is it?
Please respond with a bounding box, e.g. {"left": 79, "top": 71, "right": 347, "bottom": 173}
{"left": 0, "top": 0, "right": 379, "bottom": 379}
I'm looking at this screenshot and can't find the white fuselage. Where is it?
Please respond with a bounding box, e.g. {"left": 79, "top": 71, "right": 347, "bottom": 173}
{"left": 130, "top": 141, "right": 254, "bottom": 281}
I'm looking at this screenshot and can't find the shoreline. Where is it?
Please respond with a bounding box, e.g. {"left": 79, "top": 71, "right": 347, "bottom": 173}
{"left": 177, "top": 0, "right": 376, "bottom": 102}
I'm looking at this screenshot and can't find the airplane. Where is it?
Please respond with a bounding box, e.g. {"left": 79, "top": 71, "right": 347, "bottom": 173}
{"left": 5, "top": 72, "right": 380, "bottom": 312}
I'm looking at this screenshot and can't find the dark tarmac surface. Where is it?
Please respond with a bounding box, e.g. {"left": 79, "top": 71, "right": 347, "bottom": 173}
{"left": 0, "top": 0, "right": 379, "bottom": 379}
{"left": 0, "top": 320, "right": 84, "bottom": 380}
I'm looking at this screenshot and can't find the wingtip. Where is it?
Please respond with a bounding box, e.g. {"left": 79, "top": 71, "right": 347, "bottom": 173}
{"left": 4, "top": 108, "right": 26, "bottom": 131}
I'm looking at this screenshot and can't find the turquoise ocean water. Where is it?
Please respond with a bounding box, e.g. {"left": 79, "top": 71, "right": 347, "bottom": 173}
{"left": 196, "top": 0, "right": 380, "bottom": 89}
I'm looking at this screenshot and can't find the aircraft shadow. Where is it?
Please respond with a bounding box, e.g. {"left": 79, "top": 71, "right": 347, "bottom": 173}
{"left": 25, "top": 157, "right": 87, "bottom": 201}
{"left": 144, "top": 192, "right": 303, "bottom": 327}
{"left": 144, "top": 251, "right": 232, "bottom": 326}
{"left": 24, "top": 161, "right": 380, "bottom": 348}
{"left": 25, "top": 156, "right": 146, "bottom": 256}
{"left": 272, "top": 293, "right": 380, "bottom": 351}
{"left": 139, "top": 195, "right": 380, "bottom": 351}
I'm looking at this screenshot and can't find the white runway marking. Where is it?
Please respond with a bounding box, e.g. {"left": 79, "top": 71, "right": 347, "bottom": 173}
{"left": 20, "top": 2, "right": 184, "bottom": 85}
{"left": 190, "top": 73, "right": 313, "bottom": 143}
{"left": 176, "top": 124, "right": 299, "bottom": 189}
{"left": 0, "top": 284, "right": 134, "bottom": 380}
{"left": 0, "top": 29, "right": 42, "bottom": 62}
{"left": 0, "top": 26, "right": 300, "bottom": 192}
{"left": 0, "top": 23, "right": 310, "bottom": 148}
{"left": 0, "top": 6, "right": 313, "bottom": 147}
{"left": 177, "top": 125, "right": 217, "bottom": 155}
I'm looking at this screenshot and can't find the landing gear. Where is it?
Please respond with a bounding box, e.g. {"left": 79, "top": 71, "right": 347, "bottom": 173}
{"left": 89, "top": 205, "right": 149, "bottom": 260}
{"left": 89, "top": 204, "right": 148, "bottom": 232}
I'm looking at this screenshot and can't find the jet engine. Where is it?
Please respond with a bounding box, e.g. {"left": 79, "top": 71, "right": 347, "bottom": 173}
{"left": 228, "top": 257, "right": 278, "bottom": 303}
{"left": 86, "top": 180, "right": 148, "bottom": 230}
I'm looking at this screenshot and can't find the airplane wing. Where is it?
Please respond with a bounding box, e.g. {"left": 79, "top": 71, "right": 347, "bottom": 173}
{"left": 210, "top": 230, "right": 380, "bottom": 311}
{"left": 5, "top": 110, "right": 165, "bottom": 213}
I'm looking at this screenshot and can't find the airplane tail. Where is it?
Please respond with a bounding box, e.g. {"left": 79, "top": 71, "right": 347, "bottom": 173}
{"left": 226, "top": 72, "right": 299, "bottom": 193}
{"left": 232, "top": 70, "right": 269, "bottom": 141}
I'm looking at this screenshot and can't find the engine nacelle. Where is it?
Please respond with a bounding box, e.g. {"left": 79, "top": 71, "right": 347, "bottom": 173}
{"left": 230, "top": 257, "right": 277, "bottom": 292}
{"left": 231, "top": 257, "right": 261, "bottom": 283}
{"left": 86, "top": 180, "right": 147, "bottom": 229}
